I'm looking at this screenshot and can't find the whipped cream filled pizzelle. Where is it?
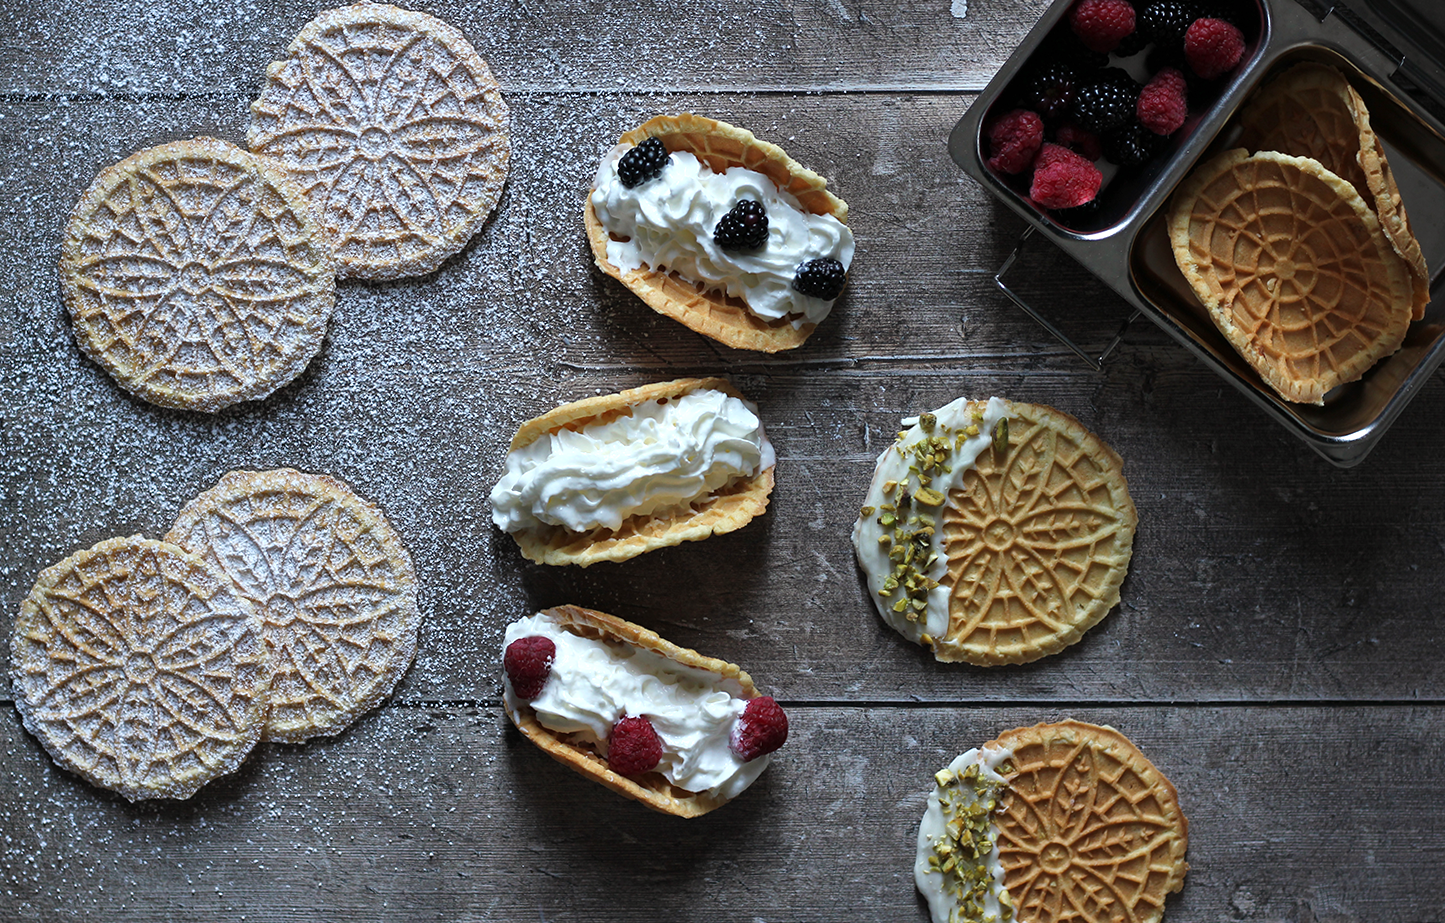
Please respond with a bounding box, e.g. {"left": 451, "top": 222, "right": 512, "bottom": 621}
{"left": 502, "top": 611, "right": 771, "bottom": 800}
{"left": 851, "top": 396, "right": 1009, "bottom": 645}
{"left": 590, "top": 148, "right": 855, "bottom": 325}
{"left": 490, "top": 389, "right": 775, "bottom": 534}
{"left": 915, "top": 746, "right": 1016, "bottom": 923}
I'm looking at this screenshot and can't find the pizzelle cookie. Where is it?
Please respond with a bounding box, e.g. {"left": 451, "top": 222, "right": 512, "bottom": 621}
{"left": 853, "top": 398, "right": 1136, "bottom": 666}
{"left": 166, "top": 468, "right": 419, "bottom": 742}
{"left": 490, "top": 378, "right": 776, "bottom": 566}
{"left": 502, "top": 605, "right": 788, "bottom": 818}
{"left": 249, "top": 2, "right": 510, "bottom": 280}
{"left": 59, "top": 137, "right": 335, "bottom": 412}
{"left": 11, "top": 536, "right": 270, "bottom": 801}
{"left": 916, "top": 721, "right": 1188, "bottom": 923}
{"left": 1168, "top": 149, "right": 1412, "bottom": 404}
{"left": 1236, "top": 62, "right": 1429, "bottom": 319}
{"left": 585, "top": 113, "right": 853, "bottom": 352}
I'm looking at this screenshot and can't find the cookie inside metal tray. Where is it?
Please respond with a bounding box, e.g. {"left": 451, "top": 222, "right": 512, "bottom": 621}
{"left": 1129, "top": 45, "right": 1445, "bottom": 436}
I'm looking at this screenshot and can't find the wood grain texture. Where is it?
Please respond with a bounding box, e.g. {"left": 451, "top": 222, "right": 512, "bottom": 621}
{"left": 2, "top": 705, "right": 1443, "bottom": 922}
{"left": 3, "top": 0, "right": 1444, "bottom": 919}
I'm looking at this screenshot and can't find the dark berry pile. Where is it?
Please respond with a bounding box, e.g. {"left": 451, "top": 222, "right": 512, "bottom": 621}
{"left": 981, "top": 0, "right": 1253, "bottom": 218}
{"left": 713, "top": 199, "right": 769, "bottom": 250}
{"left": 617, "top": 136, "right": 668, "bottom": 188}
{"left": 792, "top": 258, "right": 848, "bottom": 300}
{"left": 1072, "top": 69, "right": 1139, "bottom": 133}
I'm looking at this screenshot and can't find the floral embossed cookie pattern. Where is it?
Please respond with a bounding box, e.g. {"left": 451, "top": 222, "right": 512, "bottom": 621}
{"left": 249, "top": 2, "right": 510, "bottom": 280}
{"left": 59, "top": 137, "right": 336, "bottom": 412}
{"left": 11, "top": 537, "right": 270, "bottom": 801}
{"left": 167, "top": 468, "right": 420, "bottom": 742}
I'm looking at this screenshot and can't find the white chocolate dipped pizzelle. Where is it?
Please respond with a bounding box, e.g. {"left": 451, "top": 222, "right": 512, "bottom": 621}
{"left": 917, "top": 722, "right": 1189, "bottom": 923}
{"left": 489, "top": 377, "right": 776, "bottom": 566}
{"left": 501, "top": 605, "right": 787, "bottom": 818}
{"left": 585, "top": 113, "right": 853, "bottom": 352}
{"left": 852, "top": 398, "right": 1136, "bottom": 666}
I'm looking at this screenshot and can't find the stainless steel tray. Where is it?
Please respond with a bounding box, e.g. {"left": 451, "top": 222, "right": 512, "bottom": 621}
{"left": 950, "top": 0, "right": 1445, "bottom": 466}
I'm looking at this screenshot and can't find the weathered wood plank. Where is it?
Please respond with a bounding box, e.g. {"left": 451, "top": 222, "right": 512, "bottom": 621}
{"left": 2, "top": 704, "right": 1442, "bottom": 922}
{"left": 0, "top": 1, "right": 1052, "bottom": 96}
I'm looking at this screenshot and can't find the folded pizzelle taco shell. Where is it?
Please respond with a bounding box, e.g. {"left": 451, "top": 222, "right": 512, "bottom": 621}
{"left": 502, "top": 377, "right": 775, "bottom": 566}
{"left": 504, "top": 605, "right": 760, "bottom": 818}
{"left": 584, "top": 113, "right": 849, "bottom": 352}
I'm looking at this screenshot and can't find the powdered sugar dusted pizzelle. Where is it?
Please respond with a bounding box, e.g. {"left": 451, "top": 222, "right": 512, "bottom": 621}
{"left": 59, "top": 137, "right": 335, "bottom": 412}
{"left": 249, "top": 2, "right": 510, "bottom": 279}
{"left": 167, "top": 468, "right": 419, "bottom": 742}
{"left": 11, "top": 536, "right": 270, "bottom": 801}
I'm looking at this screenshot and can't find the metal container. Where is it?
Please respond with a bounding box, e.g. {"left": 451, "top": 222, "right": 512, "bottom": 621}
{"left": 950, "top": 0, "right": 1445, "bottom": 466}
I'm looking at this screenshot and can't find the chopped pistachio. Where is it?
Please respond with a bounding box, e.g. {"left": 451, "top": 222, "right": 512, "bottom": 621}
{"left": 920, "top": 412, "right": 937, "bottom": 432}
{"left": 914, "top": 486, "right": 946, "bottom": 507}
{"left": 992, "top": 417, "right": 1009, "bottom": 454}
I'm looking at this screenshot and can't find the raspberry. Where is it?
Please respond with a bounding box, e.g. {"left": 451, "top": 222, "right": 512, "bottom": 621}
{"left": 608, "top": 715, "right": 663, "bottom": 775}
{"left": 1072, "top": 69, "right": 1139, "bottom": 133}
{"left": 617, "top": 136, "right": 668, "bottom": 188}
{"left": 985, "top": 109, "right": 1045, "bottom": 174}
{"left": 1054, "top": 123, "right": 1103, "bottom": 161}
{"left": 1020, "top": 63, "right": 1079, "bottom": 124}
{"left": 729, "top": 697, "right": 789, "bottom": 762}
{"left": 1103, "top": 120, "right": 1167, "bottom": 167}
{"left": 1137, "top": 67, "right": 1188, "bottom": 135}
{"left": 1184, "top": 18, "right": 1244, "bottom": 80}
{"left": 503, "top": 636, "right": 555, "bottom": 700}
{"left": 1069, "top": 0, "right": 1136, "bottom": 53}
{"left": 793, "top": 257, "right": 848, "bottom": 300}
{"left": 1029, "top": 143, "right": 1102, "bottom": 210}
{"left": 713, "top": 199, "right": 769, "bottom": 250}
{"left": 1137, "top": 0, "right": 1199, "bottom": 46}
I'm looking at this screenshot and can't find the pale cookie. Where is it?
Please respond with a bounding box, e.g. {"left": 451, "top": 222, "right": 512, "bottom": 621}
{"left": 1169, "top": 149, "right": 1412, "bottom": 404}
{"left": 249, "top": 2, "right": 510, "bottom": 280}
{"left": 11, "top": 536, "right": 270, "bottom": 801}
{"left": 585, "top": 113, "right": 851, "bottom": 352}
{"left": 167, "top": 468, "right": 419, "bottom": 742}
{"left": 59, "top": 137, "right": 335, "bottom": 412}
{"left": 854, "top": 398, "right": 1136, "bottom": 665}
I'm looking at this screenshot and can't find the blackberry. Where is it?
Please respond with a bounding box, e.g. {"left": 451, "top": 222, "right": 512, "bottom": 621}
{"left": 792, "top": 258, "right": 847, "bottom": 300}
{"left": 617, "top": 136, "right": 668, "bottom": 188}
{"left": 713, "top": 199, "right": 769, "bottom": 250}
{"left": 1138, "top": 1, "right": 1199, "bottom": 45}
{"left": 1020, "top": 62, "right": 1080, "bottom": 123}
{"left": 1114, "top": 29, "right": 1151, "bottom": 57}
{"left": 1103, "top": 120, "right": 1167, "bottom": 167}
{"left": 1051, "top": 197, "right": 1102, "bottom": 226}
{"left": 1072, "top": 69, "right": 1140, "bottom": 133}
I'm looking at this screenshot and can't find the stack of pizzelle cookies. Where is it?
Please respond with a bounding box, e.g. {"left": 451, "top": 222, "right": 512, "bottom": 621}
{"left": 10, "top": 469, "right": 418, "bottom": 800}
{"left": 59, "top": 2, "right": 510, "bottom": 413}
{"left": 1168, "top": 62, "right": 1428, "bottom": 405}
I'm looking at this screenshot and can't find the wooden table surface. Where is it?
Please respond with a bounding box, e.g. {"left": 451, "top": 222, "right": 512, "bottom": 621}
{"left": 3, "top": 1, "right": 1444, "bottom": 920}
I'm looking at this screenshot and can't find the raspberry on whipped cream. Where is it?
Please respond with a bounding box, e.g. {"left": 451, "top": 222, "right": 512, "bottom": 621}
{"left": 502, "top": 609, "right": 780, "bottom": 801}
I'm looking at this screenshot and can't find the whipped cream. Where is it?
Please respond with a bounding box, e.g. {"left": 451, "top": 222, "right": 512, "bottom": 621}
{"left": 915, "top": 746, "right": 1015, "bottom": 923}
{"left": 490, "top": 388, "right": 774, "bottom": 534}
{"left": 502, "top": 611, "right": 772, "bottom": 800}
{"left": 590, "top": 146, "right": 855, "bottom": 325}
{"left": 851, "top": 397, "right": 1009, "bottom": 648}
